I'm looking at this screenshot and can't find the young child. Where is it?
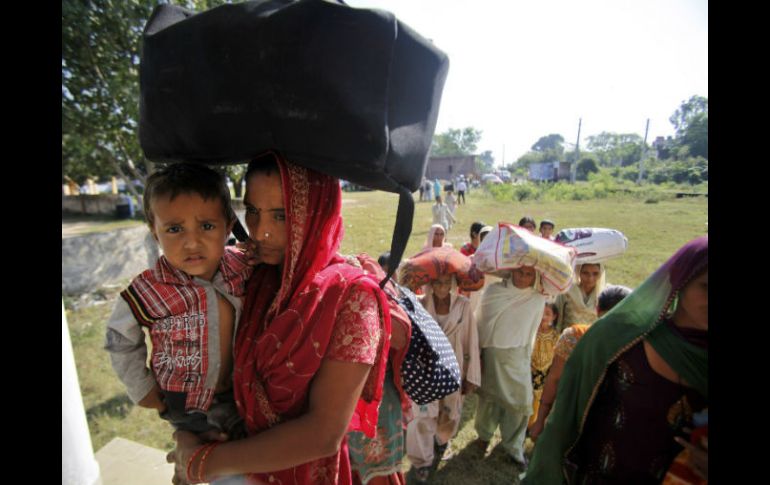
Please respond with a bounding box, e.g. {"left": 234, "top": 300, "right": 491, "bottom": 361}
{"left": 539, "top": 219, "right": 556, "bottom": 240}
{"left": 528, "top": 284, "right": 632, "bottom": 441}
{"left": 518, "top": 216, "right": 537, "bottom": 233}
{"left": 459, "top": 221, "right": 485, "bottom": 256}
{"left": 104, "top": 162, "right": 254, "bottom": 441}
{"left": 406, "top": 268, "right": 481, "bottom": 484}
{"left": 529, "top": 303, "right": 560, "bottom": 429}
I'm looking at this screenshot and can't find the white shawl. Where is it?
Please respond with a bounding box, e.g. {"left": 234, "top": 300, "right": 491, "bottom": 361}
{"left": 555, "top": 262, "right": 606, "bottom": 332}
{"left": 420, "top": 279, "right": 481, "bottom": 387}
{"left": 423, "top": 223, "right": 453, "bottom": 249}
{"left": 476, "top": 274, "right": 546, "bottom": 350}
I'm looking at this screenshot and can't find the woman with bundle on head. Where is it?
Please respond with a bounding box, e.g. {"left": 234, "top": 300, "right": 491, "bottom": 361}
{"left": 472, "top": 266, "right": 547, "bottom": 469}
{"left": 400, "top": 247, "right": 482, "bottom": 484}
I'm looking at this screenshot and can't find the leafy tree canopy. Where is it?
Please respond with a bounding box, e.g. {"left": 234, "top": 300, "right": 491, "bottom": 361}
{"left": 431, "top": 127, "right": 483, "bottom": 156}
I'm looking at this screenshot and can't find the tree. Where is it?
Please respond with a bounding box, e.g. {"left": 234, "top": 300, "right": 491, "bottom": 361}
{"left": 576, "top": 157, "right": 599, "bottom": 181}
{"left": 515, "top": 152, "right": 545, "bottom": 167}
{"left": 669, "top": 95, "right": 708, "bottom": 159}
{"left": 62, "top": 0, "right": 156, "bottom": 184}
{"left": 224, "top": 165, "right": 246, "bottom": 198}
{"left": 585, "top": 132, "right": 645, "bottom": 166}
{"left": 530, "top": 134, "right": 564, "bottom": 164}
{"left": 478, "top": 150, "right": 494, "bottom": 167}
{"left": 62, "top": 0, "right": 233, "bottom": 184}
{"left": 531, "top": 134, "right": 564, "bottom": 153}
{"left": 431, "top": 127, "right": 483, "bottom": 156}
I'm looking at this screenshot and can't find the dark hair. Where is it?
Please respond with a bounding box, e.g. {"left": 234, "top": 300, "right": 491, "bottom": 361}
{"left": 378, "top": 251, "right": 391, "bottom": 268}
{"left": 143, "top": 162, "right": 235, "bottom": 226}
{"left": 246, "top": 151, "right": 281, "bottom": 181}
{"left": 519, "top": 216, "right": 536, "bottom": 227}
{"left": 539, "top": 219, "right": 555, "bottom": 229}
{"left": 597, "top": 285, "right": 632, "bottom": 313}
{"left": 470, "top": 221, "right": 486, "bottom": 237}
{"left": 545, "top": 302, "right": 559, "bottom": 327}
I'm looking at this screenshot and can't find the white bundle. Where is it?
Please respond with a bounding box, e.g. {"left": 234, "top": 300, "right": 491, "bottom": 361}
{"left": 473, "top": 223, "right": 577, "bottom": 296}
{"left": 554, "top": 228, "right": 628, "bottom": 264}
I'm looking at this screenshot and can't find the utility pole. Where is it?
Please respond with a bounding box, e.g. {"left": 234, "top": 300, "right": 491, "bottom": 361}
{"left": 637, "top": 118, "right": 650, "bottom": 185}
{"left": 571, "top": 118, "right": 582, "bottom": 184}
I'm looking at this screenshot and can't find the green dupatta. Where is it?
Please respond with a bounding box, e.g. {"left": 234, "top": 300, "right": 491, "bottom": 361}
{"left": 523, "top": 236, "right": 707, "bottom": 484}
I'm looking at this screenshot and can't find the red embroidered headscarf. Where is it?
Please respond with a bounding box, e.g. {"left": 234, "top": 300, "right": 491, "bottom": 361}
{"left": 233, "top": 153, "right": 391, "bottom": 484}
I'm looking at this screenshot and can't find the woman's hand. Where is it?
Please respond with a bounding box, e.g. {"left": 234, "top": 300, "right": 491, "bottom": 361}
{"left": 166, "top": 430, "right": 226, "bottom": 484}
{"left": 236, "top": 239, "right": 261, "bottom": 266}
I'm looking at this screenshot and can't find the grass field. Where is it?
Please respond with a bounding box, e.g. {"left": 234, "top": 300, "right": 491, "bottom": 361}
{"left": 64, "top": 188, "right": 707, "bottom": 484}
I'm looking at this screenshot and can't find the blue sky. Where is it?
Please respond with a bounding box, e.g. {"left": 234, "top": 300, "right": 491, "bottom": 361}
{"left": 348, "top": 0, "right": 708, "bottom": 166}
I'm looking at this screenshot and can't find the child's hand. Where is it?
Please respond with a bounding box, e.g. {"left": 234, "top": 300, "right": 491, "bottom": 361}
{"left": 138, "top": 382, "right": 167, "bottom": 413}
{"left": 236, "top": 239, "right": 261, "bottom": 266}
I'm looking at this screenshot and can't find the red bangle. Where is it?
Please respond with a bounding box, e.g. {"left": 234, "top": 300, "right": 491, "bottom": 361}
{"left": 186, "top": 444, "right": 210, "bottom": 483}
{"left": 197, "top": 442, "right": 223, "bottom": 482}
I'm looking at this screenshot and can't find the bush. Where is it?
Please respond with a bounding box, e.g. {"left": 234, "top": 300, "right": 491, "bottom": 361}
{"left": 513, "top": 184, "right": 539, "bottom": 201}
{"left": 487, "top": 183, "right": 513, "bottom": 201}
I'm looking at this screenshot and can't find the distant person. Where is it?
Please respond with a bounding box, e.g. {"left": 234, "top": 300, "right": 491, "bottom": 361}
{"left": 424, "top": 223, "right": 453, "bottom": 249}
{"left": 432, "top": 195, "right": 456, "bottom": 233}
{"left": 460, "top": 221, "right": 486, "bottom": 256}
{"left": 105, "top": 163, "right": 254, "bottom": 450}
{"left": 457, "top": 178, "right": 467, "bottom": 205}
{"left": 418, "top": 178, "right": 425, "bottom": 201}
{"left": 539, "top": 219, "right": 556, "bottom": 240}
{"left": 425, "top": 179, "right": 433, "bottom": 201}
{"left": 528, "top": 285, "right": 632, "bottom": 441}
{"left": 518, "top": 216, "right": 536, "bottom": 233}
{"left": 433, "top": 178, "right": 442, "bottom": 200}
{"left": 445, "top": 190, "right": 457, "bottom": 226}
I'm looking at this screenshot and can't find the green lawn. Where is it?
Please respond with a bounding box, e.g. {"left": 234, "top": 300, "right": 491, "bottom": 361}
{"left": 65, "top": 189, "right": 707, "bottom": 484}
{"left": 340, "top": 189, "right": 707, "bottom": 289}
